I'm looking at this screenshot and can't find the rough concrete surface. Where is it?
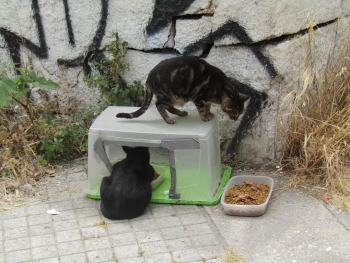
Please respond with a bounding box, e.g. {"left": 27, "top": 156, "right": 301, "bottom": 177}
{"left": 1, "top": 159, "right": 349, "bottom": 263}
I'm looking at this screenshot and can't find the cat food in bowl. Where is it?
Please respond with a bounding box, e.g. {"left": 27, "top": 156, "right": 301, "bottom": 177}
{"left": 151, "top": 165, "right": 165, "bottom": 191}
{"left": 221, "top": 175, "right": 274, "bottom": 216}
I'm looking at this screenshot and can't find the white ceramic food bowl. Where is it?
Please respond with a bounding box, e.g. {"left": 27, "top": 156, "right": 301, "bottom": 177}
{"left": 221, "top": 175, "right": 274, "bottom": 217}
{"left": 151, "top": 165, "right": 165, "bottom": 191}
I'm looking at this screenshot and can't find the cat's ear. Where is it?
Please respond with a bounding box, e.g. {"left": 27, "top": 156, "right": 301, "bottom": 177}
{"left": 122, "top": 146, "right": 130, "bottom": 154}
{"left": 239, "top": 93, "right": 250, "bottom": 103}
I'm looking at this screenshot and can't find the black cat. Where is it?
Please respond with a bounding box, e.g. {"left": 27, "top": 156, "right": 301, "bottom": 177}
{"left": 100, "top": 146, "right": 154, "bottom": 220}
{"left": 117, "top": 56, "right": 249, "bottom": 124}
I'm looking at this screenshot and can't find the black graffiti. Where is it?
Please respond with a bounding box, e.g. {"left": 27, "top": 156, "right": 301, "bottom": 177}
{"left": 225, "top": 79, "right": 268, "bottom": 156}
{"left": 184, "top": 20, "right": 277, "bottom": 78}
{"left": 57, "top": 0, "right": 109, "bottom": 75}
{"left": 0, "top": 0, "right": 48, "bottom": 68}
{"left": 63, "top": 0, "right": 75, "bottom": 47}
{"left": 146, "top": 0, "right": 196, "bottom": 36}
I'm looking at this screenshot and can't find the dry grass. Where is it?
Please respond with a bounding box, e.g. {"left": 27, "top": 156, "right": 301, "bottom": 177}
{"left": 0, "top": 93, "right": 90, "bottom": 209}
{"left": 279, "top": 23, "right": 350, "bottom": 212}
{"left": 223, "top": 248, "right": 246, "bottom": 263}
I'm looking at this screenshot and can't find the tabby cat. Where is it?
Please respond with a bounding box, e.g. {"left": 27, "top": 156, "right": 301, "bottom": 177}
{"left": 100, "top": 146, "right": 154, "bottom": 220}
{"left": 116, "top": 56, "right": 250, "bottom": 124}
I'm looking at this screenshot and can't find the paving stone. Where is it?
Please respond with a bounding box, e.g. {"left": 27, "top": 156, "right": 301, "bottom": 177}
{"left": 28, "top": 223, "right": 53, "bottom": 236}
{"left": 57, "top": 240, "right": 85, "bottom": 256}
{"left": 178, "top": 212, "right": 207, "bottom": 225}
{"left": 113, "top": 244, "right": 140, "bottom": 259}
{"left": 165, "top": 237, "right": 193, "bottom": 251}
{"left": 110, "top": 231, "right": 137, "bottom": 247}
{"left": 204, "top": 259, "right": 225, "bottom": 263}
{"left": 53, "top": 218, "right": 79, "bottom": 231}
{"left": 87, "top": 248, "right": 115, "bottom": 262}
{"left": 81, "top": 225, "right": 108, "bottom": 239}
{"left": 190, "top": 233, "right": 221, "bottom": 248}
{"left": 4, "top": 226, "right": 29, "bottom": 240}
{"left": 154, "top": 215, "right": 182, "bottom": 229}
{"left": 59, "top": 252, "right": 88, "bottom": 263}
{"left": 84, "top": 236, "right": 111, "bottom": 252}
{"left": 49, "top": 200, "right": 74, "bottom": 211}
{"left": 31, "top": 246, "right": 58, "bottom": 261}
{"left": 131, "top": 218, "right": 159, "bottom": 231}
{"left": 3, "top": 216, "right": 27, "bottom": 229}
{"left": 135, "top": 229, "right": 163, "bottom": 243}
{"left": 107, "top": 220, "right": 132, "bottom": 234}
{"left": 3, "top": 207, "right": 27, "bottom": 219}
{"left": 172, "top": 205, "right": 201, "bottom": 215}
{"left": 150, "top": 205, "right": 175, "bottom": 217}
{"left": 32, "top": 258, "right": 60, "bottom": 263}
{"left": 197, "top": 245, "right": 226, "bottom": 261}
{"left": 27, "top": 213, "right": 53, "bottom": 226}
{"left": 117, "top": 257, "right": 145, "bottom": 263}
{"left": 161, "top": 225, "right": 189, "bottom": 240}
{"left": 31, "top": 233, "right": 56, "bottom": 248}
{"left": 5, "top": 249, "right": 32, "bottom": 263}
{"left": 75, "top": 207, "right": 100, "bottom": 219}
{"left": 27, "top": 203, "right": 50, "bottom": 215}
{"left": 4, "top": 236, "right": 30, "bottom": 253}
{"left": 139, "top": 240, "right": 169, "bottom": 256}
{"left": 186, "top": 223, "right": 213, "bottom": 236}
{"left": 73, "top": 197, "right": 99, "bottom": 209}
{"left": 172, "top": 248, "right": 203, "bottom": 263}
{"left": 56, "top": 229, "right": 81, "bottom": 243}
{"left": 51, "top": 209, "right": 76, "bottom": 222}
{"left": 144, "top": 252, "right": 173, "bottom": 263}
{"left": 78, "top": 215, "right": 104, "bottom": 228}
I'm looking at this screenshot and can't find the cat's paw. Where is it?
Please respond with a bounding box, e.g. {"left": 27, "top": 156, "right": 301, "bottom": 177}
{"left": 178, "top": 110, "right": 188, "bottom": 117}
{"left": 165, "top": 118, "right": 176, "bottom": 124}
{"left": 201, "top": 113, "right": 214, "bottom": 121}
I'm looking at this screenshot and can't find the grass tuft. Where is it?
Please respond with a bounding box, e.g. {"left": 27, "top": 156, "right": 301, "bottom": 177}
{"left": 278, "top": 21, "right": 350, "bottom": 212}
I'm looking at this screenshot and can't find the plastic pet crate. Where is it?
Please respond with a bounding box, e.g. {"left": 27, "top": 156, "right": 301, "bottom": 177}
{"left": 87, "top": 106, "right": 231, "bottom": 205}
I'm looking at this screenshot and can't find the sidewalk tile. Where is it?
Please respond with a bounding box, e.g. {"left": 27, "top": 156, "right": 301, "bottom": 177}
{"left": 110, "top": 232, "right": 137, "bottom": 247}
{"left": 135, "top": 229, "right": 162, "bottom": 243}
{"left": 60, "top": 252, "right": 88, "bottom": 263}
{"left": 57, "top": 240, "right": 85, "bottom": 256}
{"left": 5, "top": 249, "right": 32, "bottom": 263}
{"left": 113, "top": 244, "right": 140, "bottom": 259}
{"left": 56, "top": 229, "right": 81, "bottom": 243}
{"left": 144, "top": 252, "right": 173, "bottom": 263}
{"left": 87, "top": 248, "right": 115, "bottom": 262}
{"left": 84, "top": 236, "right": 110, "bottom": 252}
{"left": 139, "top": 240, "right": 168, "bottom": 255}
{"left": 31, "top": 233, "right": 56, "bottom": 248}
{"left": 172, "top": 248, "right": 202, "bottom": 263}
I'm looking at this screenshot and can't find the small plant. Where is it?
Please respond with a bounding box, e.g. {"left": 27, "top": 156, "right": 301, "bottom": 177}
{"left": 84, "top": 32, "right": 144, "bottom": 110}
{"left": 0, "top": 64, "right": 58, "bottom": 139}
{"left": 138, "top": 248, "right": 145, "bottom": 257}
{"left": 0, "top": 63, "right": 92, "bottom": 189}
{"left": 36, "top": 110, "right": 90, "bottom": 164}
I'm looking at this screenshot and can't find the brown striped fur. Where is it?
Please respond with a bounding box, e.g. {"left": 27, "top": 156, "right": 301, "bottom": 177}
{"left": 116, "top": 56, "right": 249, "bottom": 124}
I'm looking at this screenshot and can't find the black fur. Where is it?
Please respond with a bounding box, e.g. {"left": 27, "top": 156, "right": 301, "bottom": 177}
{"left": 117, "top": 56, "right": 249, "bottom": 124}
{"left": 100, "top": 146, "right": 154, "bottom": 220}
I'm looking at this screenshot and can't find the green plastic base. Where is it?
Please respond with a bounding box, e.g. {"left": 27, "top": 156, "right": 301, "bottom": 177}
{"left": 87, "top": 165, "right": 232, "bottom": 205}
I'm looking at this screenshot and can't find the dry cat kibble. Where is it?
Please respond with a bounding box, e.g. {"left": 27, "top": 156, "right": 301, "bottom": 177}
{"left": 224, "top": 180, "right": 270, "bottom": 205}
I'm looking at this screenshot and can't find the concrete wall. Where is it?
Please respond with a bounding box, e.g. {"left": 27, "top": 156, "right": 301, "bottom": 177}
{"left": 1, "top": 0, "right": 349, "bottom": 163}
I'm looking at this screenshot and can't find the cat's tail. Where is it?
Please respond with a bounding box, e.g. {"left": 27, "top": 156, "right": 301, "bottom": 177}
{"left": 116, "top": 84, "right": 153, "bottom": 119}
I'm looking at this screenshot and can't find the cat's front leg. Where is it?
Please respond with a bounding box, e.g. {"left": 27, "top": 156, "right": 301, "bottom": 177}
{"left": 195, "top": 101, "right": 214, "bottom": 122}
